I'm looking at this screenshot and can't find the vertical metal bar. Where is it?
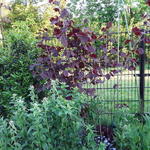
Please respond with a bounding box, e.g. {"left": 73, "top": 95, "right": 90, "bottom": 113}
{"left": 139, "top": 36, "right": 145, "bottom": 114}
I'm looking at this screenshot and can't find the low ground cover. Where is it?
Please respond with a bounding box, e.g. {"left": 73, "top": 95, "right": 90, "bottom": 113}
{"left": 0, "top": 82, "right": 150, "bottom": 150}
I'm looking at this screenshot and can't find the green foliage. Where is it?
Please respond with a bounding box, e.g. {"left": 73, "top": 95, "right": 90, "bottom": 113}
{"left": 67, "top": 0, "right": 117, "bottom": 26}
{"left": 122, "top": 0, "right": 150, "bottom": 25}
{"left": 80, "top": 97, "right": 111, "bottom": 126}
{"left": 0, "top": 82, "right": 105, "bottom": 150}
{"left": 3, "top": 2, "right": 42, "bottom": 33}
{"left": 0, "top": 21, "right": 40, "bottom": 112}
{"left": 114, "top": 108, "right": 150, "bottom": 150}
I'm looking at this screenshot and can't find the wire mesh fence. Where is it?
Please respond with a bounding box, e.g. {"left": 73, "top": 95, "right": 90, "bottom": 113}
{"left": 90, "top": 32, "right": 150, "bottom": 116}
{"left": 1, "top": 29, "right": 149, "bottom": 116}
{"left": 37, "top": 31, "right": 150, "bottom": 119}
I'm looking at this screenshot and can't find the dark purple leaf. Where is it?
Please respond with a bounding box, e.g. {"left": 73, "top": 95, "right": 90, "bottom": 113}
{"left": 66, "top": 96, "right": 72, "bottom": 100}
{"left": 110, "top": 48, "right": 117, "bottom": 54}
{"left": 112, "top": 70, "right": 121, "bottom": 74}
{"left": 40, "top": 72, "right": 49, "bottom": 79}
{"left": 113, "top": 84, "right": 119, "bottom": 89}
{"left": 42, "top": 82, "right": 51, "bottom": 90}
{"left": 59, "top": 35, "right": 68, "bottom": 47}
{"left": 132, "top": 27, "right": 142, "bottom": 36}
{"left": 49, "top": 47, "right": 58, "bottom": 57}
{"left": 95, "top": 80, "right": 105, "bottom": 83}
{"left": 49, "top": 0, "right": 53, "bottom": 3}
{"left": 53, "top": 1, "right": 60, "bottom": 5}
{"left": 63, "top": 70, "right": 69, "bottom": 77}
{"left": 42, "top": 36, "right": 51, "bottom": 41}
{"left": 144, "top": 37, "right": 150, "bottom": 44}
{"left": 135, "top": 48, "right": 144, "bottom": 55}
{"left": 29, "top": 64, "right": 39, "bottom": 70}
{"left": 128, "top": 66, "right": 136, "bottom": 71}
{"left": 88, "top": 72, "right": 97, "bottom": 79}
{"left": 106, "top": 22, "right": 112, "bottom": 29}
{"left": 81, "top": 56, "right": 86, "bottom": 62}
{"left": 54, "top": 28, "right": 61, "bottom": 37}
{"left": 52, "top": 50, "right": 59, "bottom": 57}
{"left": 61, "top": 27, "right": 68, "bottom": 33}
{"left": 105, "top": 74, "right": 110, "bottom": 80}
{"left": 115, "top": 63, "right": 123, "bottom": 67}
{"left": 79, "top": 62, "right": 85, "bottom": 68}
{"left": 57, "top": 60, "right": 63, "bottom": 65}
{"left": 72, "top": 28, "right": 80, "bottom": 33}
{"left": 70, "top": 51, "right": 75, "bottom": 57}
{"left": 78, "top": 72, "right": 84, "bottom": 79}
{"left": 84, "top": 45, "right": 95, "bottom": 52}
{"left": 102, "top": 47, "right": 107, "bottom": 53}
{"left": 37, "top": 87, "right": 43, "bottom": 93}
{"left": 64, "top": 20, "right": 72, "bottom": 28}
{"left": 50, "top": 17, "right": 59, "bottom": 25}
{"left": 85, "top": 88, "right": 96, "bottom": 96}
{"left": 90, "top": 54, "right": 97, "bottom": 58}
{"left": 55, "top": 21, "right": 63, "bottom": 27}
{"left": 130, "top": 58, "right": 137, "bottom": 63}
{"left": 119, "top": 52, "right": 126, "bottom": 57}
{"left": 60, "top": 9, "right": 69, "bottom": 18}
{"left": 104, "top": 56, "right": 109, "bottom": 63}
{"left": 125, "top": 40, "right": 131, "bottom": 44}
{"left": 54, "top": 8, "right": 60, "bottom": 12}
{"left": 77, "top": 83, "right": 82, "bottom": 89}
{"left": 76, "top": 32, "right": 90, "bottom": 43}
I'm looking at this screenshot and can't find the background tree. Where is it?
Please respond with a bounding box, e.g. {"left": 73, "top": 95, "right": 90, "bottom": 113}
{"left": 3, "top": 2, "right": 42, "bottom": 33}
{"left": 67, "top": 0, "right": 118, "bottom": 28}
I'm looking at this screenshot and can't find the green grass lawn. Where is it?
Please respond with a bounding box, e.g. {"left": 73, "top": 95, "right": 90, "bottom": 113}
{"left": 85, "top": 69, "right": 150, "bottom": 114}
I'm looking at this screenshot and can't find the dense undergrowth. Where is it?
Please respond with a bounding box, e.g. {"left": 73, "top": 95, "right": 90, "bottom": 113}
{"left": 0, "top": 22, "right": 41, "bottom": 115}
{"left": 0, "top": 82, "right": 150, "bottom": 150}
{"left": 0, "top": 82, "right": 107, "bottom": 150}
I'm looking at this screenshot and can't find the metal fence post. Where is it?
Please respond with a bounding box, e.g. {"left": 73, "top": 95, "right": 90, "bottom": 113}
{"left": 139, "top": 35, "right": 145, "bottom": 114}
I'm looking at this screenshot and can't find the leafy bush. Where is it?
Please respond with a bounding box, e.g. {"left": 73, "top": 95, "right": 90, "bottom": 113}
{"left": 3, "top": 2, "right": 42, "bottom": 33}
{"left": 114, "top": 108, "right": 150, "bottom": 150}
{"left": 31, "top": 1, "right": 140, "bottom": 97}
{"left": 0, "top": 21, "right": 40, "bottom": 114}
{"left": 0, "top": 82, "right": 105, "bottom": 150}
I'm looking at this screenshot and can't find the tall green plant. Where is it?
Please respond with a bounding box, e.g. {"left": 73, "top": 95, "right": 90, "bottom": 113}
{"left": 3, "top": 2, "right": 42, "bottom": 33}
{"left": 114, "top": 108, "right": 150, "bottom": 150}
{"left": 0, "top": 21, "right": 40, "bottom": 113}
{"left": 0, "top": 82, "right": 105, "bottom": 150}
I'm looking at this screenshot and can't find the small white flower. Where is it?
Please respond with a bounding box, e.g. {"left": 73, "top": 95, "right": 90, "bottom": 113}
{"left": 104, "top": 139, "right": 108, "bottom": 143}
{"left": 9, "top": 120, "right": 17, "bottom": 131}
